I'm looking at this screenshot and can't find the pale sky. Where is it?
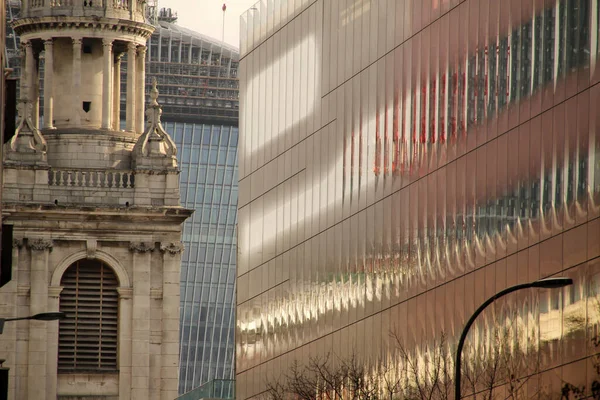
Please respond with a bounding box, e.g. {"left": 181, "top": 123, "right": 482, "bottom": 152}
{"left": 158, "top": 0, "right": 258, "bottom": 49}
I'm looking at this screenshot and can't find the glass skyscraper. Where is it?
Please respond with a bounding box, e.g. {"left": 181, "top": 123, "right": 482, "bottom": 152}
{"left": 237, "top": 0, "right": 600, "bottom": 399}
{"left": 169, "top": 121, "right": 238, "bottom": 394}
{"left": 146, "top": 17, "right": 240, "bottom": 395}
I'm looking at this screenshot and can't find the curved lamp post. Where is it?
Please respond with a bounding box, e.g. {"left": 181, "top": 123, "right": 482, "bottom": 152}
{"left": 0, "top": 312, "right": 65, "bottom": 334}
{"left": 454, "top": 277, "right": 573, "bottom": 400}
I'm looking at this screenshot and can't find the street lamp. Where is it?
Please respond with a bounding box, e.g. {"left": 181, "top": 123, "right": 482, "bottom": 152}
{"left": 454, "top": 277, "right": 573, "bottom": 400}
{"left": 0, "top": 312, "right": 65, "bottom": 334}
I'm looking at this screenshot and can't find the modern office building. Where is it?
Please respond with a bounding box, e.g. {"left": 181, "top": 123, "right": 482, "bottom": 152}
{"left": 145, "top": 14, "right": 240, "bottom": 394}
{"left": 3, "top": 5, "right": 239, "bottom": 394}
{"left": 237, "top": 0, "right": 600, "bottom": 399}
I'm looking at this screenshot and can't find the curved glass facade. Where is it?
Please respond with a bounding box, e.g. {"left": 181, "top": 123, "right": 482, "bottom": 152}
{"left": 237, "top": 0, "right": 600, "bottom": 399}
{"left": 168, "top": 121, "right": 239, "bottom": 394}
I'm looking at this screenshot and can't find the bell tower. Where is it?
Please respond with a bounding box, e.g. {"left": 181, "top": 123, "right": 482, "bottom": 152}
{"left": 0, "top": 0, "right": 192, "bottom": 399}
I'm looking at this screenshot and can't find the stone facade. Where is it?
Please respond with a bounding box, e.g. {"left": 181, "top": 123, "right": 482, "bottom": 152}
{"left": 0, "top": 1, "right": 192, "bottom": 399}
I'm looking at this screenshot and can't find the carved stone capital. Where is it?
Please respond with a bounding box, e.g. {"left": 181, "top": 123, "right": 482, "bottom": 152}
{"left": 43, "top": 39, "right": 54, "bottom": 48}
{"left": 102, "top": 38, "right": 113, "bottom": 48}
{"left": 117, "top": 287, "right": 133, "bottom": 300}
{"left": 160, "top": 241, "right": 184, "bottom": 256}
{"left": 48, "top": 286, "right": 64, "bottom": 299}
{"left": 129, "top": 242, "right": 154, "bottom": 253}
{"left": 12, "top": 238, "right": 23, "bottom": 249}
{"left": 27, "top": 238, "right": 53, "bottom": 251}
{"left": 136, "top": 45, "right": 147, "bottom": 56}
{"left": 72, "top": 38, "right": 82, "bottom": 47}
{"left": 127, "top": 42, "right": 137, "bottom": 52}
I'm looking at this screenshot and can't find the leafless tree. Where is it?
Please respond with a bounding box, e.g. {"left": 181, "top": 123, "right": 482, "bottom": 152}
{"left": 266, "top": 314, "right": 543, "bottom": 400}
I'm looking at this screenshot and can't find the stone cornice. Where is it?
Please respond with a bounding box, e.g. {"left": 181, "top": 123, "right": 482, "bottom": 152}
{"left": 12, "top": 16, "right": 154, "bottom": 40}
{"left": 2, "top": 205, "right": 194, "bottom": 226}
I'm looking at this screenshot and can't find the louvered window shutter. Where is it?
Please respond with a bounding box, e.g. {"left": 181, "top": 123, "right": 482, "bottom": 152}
{"left": 58, "top": 259, "right": 119, "bottom": 372}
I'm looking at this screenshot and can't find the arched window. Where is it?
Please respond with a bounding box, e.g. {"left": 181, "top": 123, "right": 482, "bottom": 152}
{"left": 58, "top": 259, "right": 119, "bottom": 372}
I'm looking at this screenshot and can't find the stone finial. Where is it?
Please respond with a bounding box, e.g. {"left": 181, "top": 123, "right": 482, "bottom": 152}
{"left": 132, "top": 78, "right": 178, "bottom": 169}
{"left": 3, "top": 99, "right": 48, "bottom": 165}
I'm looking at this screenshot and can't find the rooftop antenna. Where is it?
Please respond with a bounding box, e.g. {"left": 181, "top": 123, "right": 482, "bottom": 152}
{"left": 219, "top": 3, "right": 226, "bottom": 66}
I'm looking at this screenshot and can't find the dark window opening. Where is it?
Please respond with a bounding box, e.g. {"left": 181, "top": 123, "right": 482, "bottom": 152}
{"left": 83, "top": 102, "right": 91, "bottom": 113}
{"left": 58, "top": 259, "right": 119, "bottom": 372}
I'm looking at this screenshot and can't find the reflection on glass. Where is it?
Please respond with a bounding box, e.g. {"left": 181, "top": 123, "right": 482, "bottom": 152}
{"left": 238, "top": 0, "right": 600, "bottom": 398}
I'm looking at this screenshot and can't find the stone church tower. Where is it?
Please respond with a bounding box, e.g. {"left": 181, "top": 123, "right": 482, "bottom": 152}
{"left": 0, "top": 0, "right": 192, "bottom": 399}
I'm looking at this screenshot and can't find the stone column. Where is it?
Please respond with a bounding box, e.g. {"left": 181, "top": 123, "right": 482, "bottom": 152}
{"left": 72, "top": 38, "right": 82, "bottom": 126}
{"left": 113, "top": 53, "right": 123, "bottom": 131}
{"left": 24, "top": 41, "right": 34, "bottom": 101}
{"left": 19, "top": 42, "right": 27, "bottom": 99}
{"left": 102, "top": 39, "right": 113, "bottom": 129}
{"left": 46, "top": 286, "right": 63, "bottom": 398}
{"left": 33, "top": 55, "right": 40, "bottom": 129}
{"left": 43, "top": 39, "right": 54, "bottom": 129}
{"left": 118, "top": 287, "right": 133, "bottom": 400}
{"left": 126, "top": 42, "right": 137, "bottom": 132}
{"left": 27, "top": 238, "right": 53, "bottom": 400}
{"left": 136, "top": 45, "right": 147, "bottom": 133}
{"left": 160, "top": 242, "right": 184, "bottom": 400}
{"left": 129, "top": 242, "right": 152, "bottom": 399}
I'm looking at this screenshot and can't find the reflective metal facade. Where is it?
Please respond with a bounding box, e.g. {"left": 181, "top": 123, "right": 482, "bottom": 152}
{"left": 237, "top": 0, "right": 600, "bottom": 398}
{"left": 168, "top": 122, "right": 239, "bottom": 394}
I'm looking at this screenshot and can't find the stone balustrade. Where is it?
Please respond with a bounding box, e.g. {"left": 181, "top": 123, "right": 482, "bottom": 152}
{"left": 30, "top": 0, "right": 107, "bottom": 9}
{"left": 24, "top": 0, "right": 144, "bottom": 21}
{"left": 48, "top": 168, "right": 135, "bottom": 189}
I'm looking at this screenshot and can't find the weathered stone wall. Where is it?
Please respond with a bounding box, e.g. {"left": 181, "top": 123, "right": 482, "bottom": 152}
{"left": 0, "top": 221, "right": 187, "bottom": 400}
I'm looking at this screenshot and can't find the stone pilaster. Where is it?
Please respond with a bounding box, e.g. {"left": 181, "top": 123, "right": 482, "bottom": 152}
{"left": 43, "top": 39, "right": 54, "bottom": 129}
{"left": 136, "top": 45, "right": 147, "bottom": 133}
{"left": 102, "top": 39, "right": 113, "bottom": 130}
{"left": 72, "top": 38, "right": 82, "bottom": 126}
{"left": 126, "top": 42, "right": 137, "bottom": 132}
{"left": 46, "top": 286, "right": 63, "bottom": 398}
{"left": 32, "top": 54, "right": 40, "bottom": 129}
{"left": 113, "top": 53, "right": 123, "bottom": 131}
{"left": 26, "top": 238, "right": 53, "bottom": 400}
{"left": 15, "top": 240, "right": 29, "bottom": 400}
{"left": 118, "top": 287, "right": 133, "bottom": 400}
{"left": 24, "top": 40, "right": 34, "bottom": 101}
{"left": 129, "top": 242, "right": 152, "bottom": 399}
{"left": 160, "top": 242, "right": 183, "bottom": 399}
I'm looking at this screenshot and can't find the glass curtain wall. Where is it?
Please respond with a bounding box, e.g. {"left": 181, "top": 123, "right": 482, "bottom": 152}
{"left": 237, "top": 0, "right": 600, "bottom": 399}
{"left": 168, "top": 121, "right": 239, "bottom": 394}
